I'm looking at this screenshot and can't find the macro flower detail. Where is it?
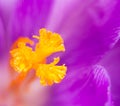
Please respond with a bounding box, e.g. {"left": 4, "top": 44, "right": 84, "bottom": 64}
{"left": 9, "top": 28, "right": 67, "bottom": 86}
{"left": 0, "top": 0, "right": 120, "bottom": 105}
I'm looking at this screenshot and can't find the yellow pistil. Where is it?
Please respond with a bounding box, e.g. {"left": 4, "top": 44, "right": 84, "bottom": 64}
{"left": 10, "top": 28, "right": 67, "bottom": 86}
{"left": 36, "top": 57, "right": 67, "bottom": 86}
{"left": 33, "top": 28, "right": 65, "bottom": 59}
{"left": 10, "top": 39, "right": 34, "bottom": 73}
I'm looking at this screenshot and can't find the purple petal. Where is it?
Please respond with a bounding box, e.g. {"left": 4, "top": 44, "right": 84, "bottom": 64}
{"left": 7, "top": 0, "right": 54, "bottom": 48}
{"left": 0, "top": 0, "right": 17, "bottom": 24}
{"left": 48, "top": 0, "right": 120, "bottom": 67}
{"left": 50, "top": 65, "right": 111, "bottom": 106}
{"left": 100, "top": 43, "right": 120, "bottom": 106}
{"left": 0, "top": 17, "right": 5, "bottom": 57}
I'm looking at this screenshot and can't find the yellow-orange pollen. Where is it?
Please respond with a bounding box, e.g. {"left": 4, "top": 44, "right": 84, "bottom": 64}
{"left": 10, "top": 28, "right": 67, "bottom": 86}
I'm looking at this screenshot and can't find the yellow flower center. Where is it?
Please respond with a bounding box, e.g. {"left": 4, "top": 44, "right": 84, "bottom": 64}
{"left": 10, "top": 28, "right": 67, "bottom": 86}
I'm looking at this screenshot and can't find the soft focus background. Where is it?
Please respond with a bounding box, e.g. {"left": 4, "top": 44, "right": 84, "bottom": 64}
{"left": 0, "top": 0, "right": 120, "bottom": 106}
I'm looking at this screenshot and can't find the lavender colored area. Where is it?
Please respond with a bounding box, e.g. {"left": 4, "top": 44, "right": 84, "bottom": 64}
{"left": 100, "top": 45, "right": 120, "bottom": 106}
{"left": 0, "top": 0, "right": 120, "bottom": 106}
{"left": 7, "top": 0, "right": 53, "bottom": 50}
{"left": 0, "top": 17, "right": 5, "bottom": 57}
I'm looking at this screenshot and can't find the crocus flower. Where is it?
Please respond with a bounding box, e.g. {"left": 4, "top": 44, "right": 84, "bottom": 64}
{"left": 0, "top": 0, "right": 120, "bottom": 106}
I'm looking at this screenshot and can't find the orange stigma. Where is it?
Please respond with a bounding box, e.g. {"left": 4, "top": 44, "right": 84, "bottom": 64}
{"left": 10, "top": 28, "right": 67, "bottom": 86}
